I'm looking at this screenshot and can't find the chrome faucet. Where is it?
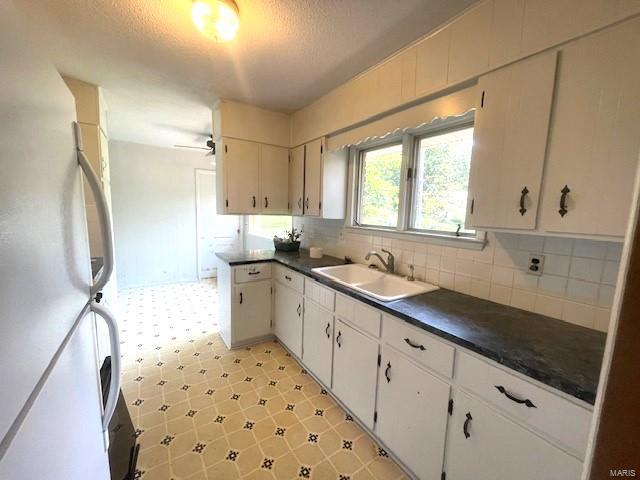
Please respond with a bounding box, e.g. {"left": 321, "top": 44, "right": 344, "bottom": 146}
{"left": 365, "top": 249, "right": 395, "bottom": 274}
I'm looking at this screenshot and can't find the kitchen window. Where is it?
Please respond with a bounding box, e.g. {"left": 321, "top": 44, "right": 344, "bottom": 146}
{"left": 351, "top": 117, "right": 476, "bottom": 241}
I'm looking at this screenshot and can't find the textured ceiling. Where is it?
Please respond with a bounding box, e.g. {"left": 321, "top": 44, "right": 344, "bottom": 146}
{"left": 15, "top": 0, "right": 476, "bottom": 147}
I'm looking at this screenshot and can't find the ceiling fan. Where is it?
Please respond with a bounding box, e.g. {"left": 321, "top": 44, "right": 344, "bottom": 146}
{"left": 174, "top": 135, "right": 215, "bottom": 156}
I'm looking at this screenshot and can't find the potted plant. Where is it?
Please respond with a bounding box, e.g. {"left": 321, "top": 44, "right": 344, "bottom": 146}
{"left": 273, "top": 228, "right": 302, "bottom": 252}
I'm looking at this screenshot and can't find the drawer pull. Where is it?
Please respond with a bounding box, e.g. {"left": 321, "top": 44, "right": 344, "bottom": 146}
{"left": 404, "top": 338, "right": 426, "bottom": 351}
{"left": 248, "top": 271, "right": 261, "bottom": 276}
{"left": 336, "top": 331, "right": 342, "bottom": 348}
{"left": 463, "top": 412, "right": 473, "bottom": 439}
{"left": 297, "top": 304, "right": 301, "bottom": 317}
{"left": 495, "top": 385, "right": 537, "bottom": 408}
{"left": 284, "top": 275, "right": 292, "bottom": 281}
{"left": 325, "top": 322, "right": 330, "bottom": 338}
{"left": 385, "top": 362, "right": 391, "bottom": 383}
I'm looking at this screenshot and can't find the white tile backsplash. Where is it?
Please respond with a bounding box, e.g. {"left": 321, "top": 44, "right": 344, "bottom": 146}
{"left": 295, "top": 217, "right": 620, "bottom": 332}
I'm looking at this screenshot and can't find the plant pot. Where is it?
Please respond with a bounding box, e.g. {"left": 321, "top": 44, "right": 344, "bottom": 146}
{"left": 273, "top": 239, "right": 300, "bottom": 252}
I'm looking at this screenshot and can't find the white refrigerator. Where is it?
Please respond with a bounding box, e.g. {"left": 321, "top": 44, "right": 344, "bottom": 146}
{"left": 0, "top": 3, "right": 124, "bottom": 479}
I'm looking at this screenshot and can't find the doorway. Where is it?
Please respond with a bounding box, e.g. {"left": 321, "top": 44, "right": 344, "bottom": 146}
{"left": 195, "top": 169, "right": 241, "bottom": 279}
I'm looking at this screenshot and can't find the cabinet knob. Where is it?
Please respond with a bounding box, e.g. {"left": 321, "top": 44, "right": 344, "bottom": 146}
{"left": 519, "top": 187, "right": 529, "bottom": 216}
{"left": 558, "top": 185, "right": 570, "bottom": 217}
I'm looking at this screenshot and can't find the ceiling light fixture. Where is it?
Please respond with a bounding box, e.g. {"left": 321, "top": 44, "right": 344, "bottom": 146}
{"left": 192, "top": 0, "right": 239, "bottom": 42}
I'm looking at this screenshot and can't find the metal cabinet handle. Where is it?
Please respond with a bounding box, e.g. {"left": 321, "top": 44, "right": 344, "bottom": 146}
{"left": 325, "top": 322, "right": 330, "bottom": 338}
{"left": 463, "top": 412, "right": 473, "bottom": 439}
{"left": 470, "top": 198, "right": 475, "bottom": 215}
{"left": 90, "top": 301, "right": 121, "bottom": 431}
{"left": 247, "top": 271, "right": 261, "bottom": 276}
{"left": 519, "top": 186, "right": 529, "bottom": 216}
{"left": 298, "top": 198, "right": 302, "bottom": 209}
{"left": 495, "top": 385, "right": 537, "bottom": 408}
{"left": 284, "top": 275, "right": 292, "bottom": 281}
{"left": 252, "top": 196, "right": 256, "bottom": 208}
{"left": 558, "top": 185, "right": 570, "bottom": 217}
{"left": 75, "top": 122, "right": 114, "bottom": 296}
{"left": 297, "top": 303, "right": 301, "bottom": 317}
{"left": 385, "top": 362, "right": 391, "bottom": 383}
{"left": 239, "top": 292, "right": 243, "bottom": 304}
{"left": 264, "top": 196, "right": 268, "bottom": 208}
{"left": 404, "top": 338, "right": 426, "bottom": 351}
{"left": 336, "top": 331, "right": 342, "bottom": 348}
{"left": 305, "top": 197, "right": 309, "bottom": 209}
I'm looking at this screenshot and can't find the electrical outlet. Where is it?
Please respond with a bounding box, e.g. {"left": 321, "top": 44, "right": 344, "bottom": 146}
{"left": 528, "top": 254, "right": 545, "bottom": 276}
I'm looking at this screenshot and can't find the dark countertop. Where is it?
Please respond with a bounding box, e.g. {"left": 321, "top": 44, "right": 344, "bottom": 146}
{"left": 91, "top": 256, "right": 104, "bottom": 281}
{"left": 216, "top": 249, "right": 606, "bottom": 404}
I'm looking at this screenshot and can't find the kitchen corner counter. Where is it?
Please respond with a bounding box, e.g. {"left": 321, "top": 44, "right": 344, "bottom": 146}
{"left": 216, "top": 249, "right": 606, "bottom": 404}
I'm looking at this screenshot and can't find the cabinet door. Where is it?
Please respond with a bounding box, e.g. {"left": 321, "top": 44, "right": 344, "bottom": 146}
{"left": 304, "top": 138, "right": 323, "bottom": 216}
{"left": 415, "top": 26, "right": 450, "bottom": 97}
{"left": 260, "top": 144, "right": 289, "bottom": 213}
{"left": 539, "top": 20, "right": 640, "bottom": 236}
{"left": 289, "top": 145, "right": 305, "bottom": 215}
{"left": 233, "top": 280, "right": 272, "bottom": 344}
{"left": 332, "top": 319, "right": 379, "bottom": 429}
{"left": 447, "top": 1, "right": 492, "bottom": 84}
{"left": 302, "top": 300, "right": 334, "bottom": 387}
{"left": 274, "top": 283, "right": 303, "bottom": 358}
{"left": 467, "top": 50, "right": 557, "bottom": 230}
{"left": 376, "top": 347, "right": 450, "bottom": 480}
{"left": 224, "top": 138, "right": 260, "bottom": 214}
{"left": 446, "top": 392, "right": 583, "bottom": 480}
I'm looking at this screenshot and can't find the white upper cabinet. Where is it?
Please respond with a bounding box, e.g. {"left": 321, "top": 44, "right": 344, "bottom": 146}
{"left": 447, "top": 1, "right": 492, "bottom": 84}
{"left": 289, "top": 145, "right": 305, "bottom": 215}
{"left": 376, "top": 347, "right": 450, "bottom": 480}
{"left": 220, "top": 137, "right": 261, "bottom": 214}
{"left": 539, "top": 19, "right": 640, "bottom": 237}
{"left": 489, "top": 0, "right": 525, "bottom": 67}
{"left": 304, "top": 138, "right": 323, "bottom": 216}
{"left": 415, "top": 26, "right": 451, "bottom": 97}
{"left": 260, "top": 144, "right": 289, "bottom": 214}
{"left": 467, "top": 50, "right": 558, "bottom": 230}
{"left": 213, "top": 99, "right": 290, "bottom": 147}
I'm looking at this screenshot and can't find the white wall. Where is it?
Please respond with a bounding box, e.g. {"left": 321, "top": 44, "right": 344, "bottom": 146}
{"left": 295, "top": 217, "right": 620, "bottom": 333}
{"left": 110, "top": 141, "right": 214, "bottom": 288}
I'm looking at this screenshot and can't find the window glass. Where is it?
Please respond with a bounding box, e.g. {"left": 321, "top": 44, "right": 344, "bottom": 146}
{"left": 357, "top": 143, "right": 402, "bottom": 228}
{"left": 412, "top": 127, "right": 474, "bottom": 234}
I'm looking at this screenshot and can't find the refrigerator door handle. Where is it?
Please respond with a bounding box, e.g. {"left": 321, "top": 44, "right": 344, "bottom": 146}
{"left": 90, "top": 301, "right": 121, "bottom": 432}
{"left": 74, "top": 122, "right": 114, "bottom": 296}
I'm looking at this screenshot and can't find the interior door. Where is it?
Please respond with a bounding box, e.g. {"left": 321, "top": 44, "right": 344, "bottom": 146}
{"left": 445, "top": 392, "right": 583, "bottom": 480}
{"left": 196, "top": 170, "right": 240, "bottom": 278}
{"left": 233, "top": 281, "right": 272, "bottom": 342}
{"left": 289, "top": 145, "right": 305, "bottom": 215}
{"left": 260, "top": 144, "right": 289, "bottom": 213}
{"left": 332, "top": 319, "right": 379, "bottom": 429}
{"left": 302, "top": 300, "right": 334, "bottom": 387}
{"left": 224, "top": 137, "right": 260, "bottom": 214}
{"left": 376, "top": 346, "right": 450, "bottom": 480}
{"left": 274, "top": 283, "right": 303, "bottom": 357}
{"left": 304, "top": 138, "right": 322, "bottom": 216}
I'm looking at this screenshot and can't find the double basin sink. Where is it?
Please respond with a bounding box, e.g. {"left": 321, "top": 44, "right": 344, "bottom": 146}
{"left": 312, "top": 263, "right": 438, "bottom": 302}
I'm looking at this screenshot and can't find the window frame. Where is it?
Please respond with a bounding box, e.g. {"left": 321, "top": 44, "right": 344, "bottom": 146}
{"left": 348, "top": 113, "right": 484, "bottom": 246}
{"left": 353, "top": 139, "right": 405, "bottom": 230}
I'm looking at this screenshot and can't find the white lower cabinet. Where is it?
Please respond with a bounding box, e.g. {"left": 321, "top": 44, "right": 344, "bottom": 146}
{"left": 332, "top": 319, "right": 379, "bottom": 429}
{"left": 376, "top": 346, "right": 450, "bottom": 480}
{"left": 302, "top": 299, "right": 334, "bottom": 387}
{"left": 274, "top": 282, "right": 303, "bottom": 358}
{"left": 445, "top": 392, "right": 583, "bottom": 480}
{"left": 233, "top": 281, "right": 272, "bottom": 343}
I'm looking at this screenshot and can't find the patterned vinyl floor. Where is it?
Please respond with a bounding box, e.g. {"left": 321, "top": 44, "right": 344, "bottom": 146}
{"left": 119, "top": 280, "right": 407, "bottom": 480}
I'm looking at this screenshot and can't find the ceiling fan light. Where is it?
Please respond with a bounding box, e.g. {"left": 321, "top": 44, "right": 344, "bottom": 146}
{"left": 192, "top": 0, "right": 239, "bottom": 42}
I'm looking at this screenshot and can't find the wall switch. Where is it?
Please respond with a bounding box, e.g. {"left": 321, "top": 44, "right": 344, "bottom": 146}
{"left": 528, "top": 254, "right": 545, "bottom": 276}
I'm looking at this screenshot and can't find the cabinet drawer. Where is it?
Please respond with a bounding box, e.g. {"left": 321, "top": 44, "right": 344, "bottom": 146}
{"left": 234, "top": 263, "right": 272, "bottom": 283}
{"left": 304, "top": 278, "right": 335, "bottom": 311}
{"left": 456, "top": 352, "right": 592, "bottom": 458}
{"left": 273, "top": 265, "right": 304, "bottom": 293}
{"left": 382, "top": 315, "right": 454, "bottom": 378}
{"left": 335, "top": 294, "right": 381, "bottom": 337}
